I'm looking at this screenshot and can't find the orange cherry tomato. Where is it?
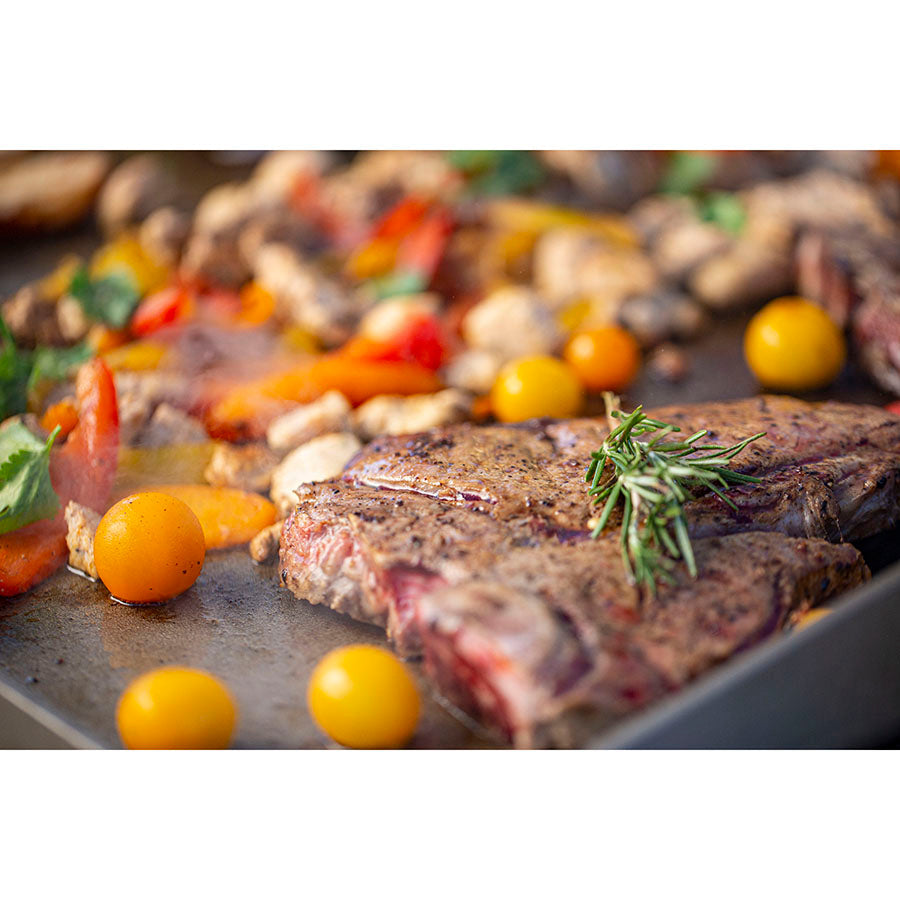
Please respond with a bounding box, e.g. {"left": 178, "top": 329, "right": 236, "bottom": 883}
{"left": 94, "top": 492, "right": 206, "bottom": 604}
{"left": 563, "top": 326, "right": 641, "bottom": 392}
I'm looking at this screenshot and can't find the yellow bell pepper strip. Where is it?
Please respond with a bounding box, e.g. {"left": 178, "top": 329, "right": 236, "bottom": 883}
{"left": 483, "top": 198, "right": 639, "bottom": 248}
{"left": 148, "top": 484, "right": 276, "bottom": 549}
{"left": 102, "top": 339, "right": 169, "bottom": 372}
{"left": 113, "top": 443, "right": 217, "bottom": 500}
{"left": 91, "top": 233, "right": 169, "bottom": 296}
{"left": 1, "top": 359, "right": 119, "bottom": 596}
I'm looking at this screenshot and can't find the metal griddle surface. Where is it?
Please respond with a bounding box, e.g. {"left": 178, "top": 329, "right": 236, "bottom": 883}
{"left": 1, "top": 152, "right": 897, "bottom": 749}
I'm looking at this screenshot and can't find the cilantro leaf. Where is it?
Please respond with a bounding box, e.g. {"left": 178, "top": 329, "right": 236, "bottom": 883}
{"left": 0, "top": 423, "right": 61, "bottom": 535}
{"left": 697, "top": 191, "right": 746, "bottom": 235}
{"left": 26, "top": 343, "right": 93, "bottom": 397}
{"left": 660, "top": 151, "right": 717, "bottom": 195}
{"left": 0, "top": 315, "right": 32, "bottom": 420}
{"left": 69, "top": 265, "right": 140, "bottom": 328}
{"left": 448, "top": 151, "right": 545, "bottom": 196}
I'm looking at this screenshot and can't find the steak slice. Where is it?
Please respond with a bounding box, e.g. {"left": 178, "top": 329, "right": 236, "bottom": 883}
{"left": 417, "top": 534, "right": 866, "bottom": 747}
{"left": 342, "top": 396, "right": 900, "bottom": 533}
{"left": 796, "top": 228, "right": 900, "bottom": 395}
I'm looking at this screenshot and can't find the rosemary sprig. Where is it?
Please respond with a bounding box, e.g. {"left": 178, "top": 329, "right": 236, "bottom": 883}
{"left": 586, "top": 396, "right": 765, "bottom": 593}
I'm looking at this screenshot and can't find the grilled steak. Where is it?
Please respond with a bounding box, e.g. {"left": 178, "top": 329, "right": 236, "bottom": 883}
{"left": 281, "top": 397, "right": 899, "bottom": 745}
{"left": 797, "top": 228, "right": 900, "bottom": 395}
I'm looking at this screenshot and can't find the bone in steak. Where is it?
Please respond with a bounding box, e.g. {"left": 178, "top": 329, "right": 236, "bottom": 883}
{"left": 281, "top": 397, "right": 899, "bottom": 745}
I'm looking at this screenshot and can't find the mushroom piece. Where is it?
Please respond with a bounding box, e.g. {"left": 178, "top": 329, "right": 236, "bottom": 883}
{"left": 269, "top": 432, "right": 362, "bottom": 515}
{"left": 618, "top": 290, "right": 708, "bottom": 348}
{"left": 0, "top": 151, "right": 110, "bottom": 231}
{"left": 253, "top": 242, "right": 369, "bottom": 347}
{"left": 64, "top": 501, "right": 101, "bottom": 579}
{"left": 462, "top": 286, "right": 563, "bottom": 362}
{"left": 441, "top": 349, "right": 504, "bottom": 395}
{"left": 352, "top": 389, "right": 473, "bottom": 441}
{"left": 204, "top": 442, "right": 279, "bottom": 493}
{"left": 249, "top": 520, "right": 285, "bottom": 564}
{"left": 266, "top": 390, "right": 352, "bottom": 455}
{"left": 688, "top": 242, "right": 794, "bottom": 311}
{"left": 96, "top": 154, "right": 182, "bottom": 236}
{"left": 138, "top": 206, "right": 191, "bottom": 269}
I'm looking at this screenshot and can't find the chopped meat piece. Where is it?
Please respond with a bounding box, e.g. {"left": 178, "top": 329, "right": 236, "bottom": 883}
{"left": 138, "top": 206, "right": 191, "bottom": 268}
{"left": 55, "top": 294, "right": 90, "bottom": 343}
{"left": 353, "top": 389, "right": 473, "bottom": 441}
{"left": 538, "top": 151, "right": 663, "bottom": 209}
{"left": 533, "top": 229, "right": 657, "bottom": 309}
{"left": 688, "top": 241, "right": 793, "bottom": 310}
{"left": 266, "top": 390, "right": 352, "bottom": 455}
{"left": 250, "top": 151, "right": 334, "bottom": 203}
{"left": 192, "top": 181, "right": 259, "bottom": 235}
{"left": 796, "top": 228, "right": 900, "bottom": 394}
{"left": 204, "top": 442, "right": 278, "bottom": 493}
{"left": 64, "top": 501, "right": 101, "bottom": 579}
{"left": 96, "top": 154, "right": 183, "bottom": 236}
{"left": 180, "top": 229, "right": 251, "bottom": 288}
{"left": 647, "top": 343, "right": 691, "bottom": 382}
{"left": 741, "top": 169, "right": 894, "bottom": 239}
{"left": 651, "top": 219, "right": 733, "bottom": 281}
{"left": 249, "top": 520, "right": 284, "bottom": 564}
{"left": 114, "top": 371, "right": 188, "bottom": 445}
{"left": 269, "top": 432, "right": 362, "bottom": 515}
{"left": 618, "top": 290, "right": 707, "bottom": 347}
{"left": 0, "top": 151, "right": 110, "bottom": 231}
{"left": 462, "top": 286, "right": 562, "bottom": 362}
{"left": 136, "top": 403, "right": 208, "bottom": 448}
{"left": 627, "top": 195, "right": 696, "bottom": 243}
{"left": 441, "top": 349, "right": 503, "bottom": 395}
{"left": 253, "top": 243, "right": 369, "bottom": 346}
{"left": 1, "top": 284, "right": 62, "bottom": 347}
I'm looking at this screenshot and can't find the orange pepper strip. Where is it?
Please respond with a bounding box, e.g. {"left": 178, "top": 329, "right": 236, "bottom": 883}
{"left": 204, "top": 355, "right": 442, "bottom": 440}
{"left": 148, "top": 485, "right": 276, "bottom": 549}
{"left": 1, "top": 359, "right": 119, "bottom": 597}
{"left": 40, "top": 399, "right": 79, "bottom": 438}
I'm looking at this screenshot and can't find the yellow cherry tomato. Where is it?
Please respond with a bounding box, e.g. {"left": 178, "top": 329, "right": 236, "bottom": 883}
{"left": 744, "top": 297, "right": 846, "bottom": 392}
{"left": 308, "top": 645, "right": 421, "bottom": 749}
{"left": 564, "top": 325, "right": 641, "bottom": 392}
{"left": 91, "top": 234, "right": 169, "bottom": 296}
{"left": 94, "top": 492, "right": 206, "bottom": 604}
{"left": 795, "top": 607, "right": 832, "bottom": 631}
{"left": 117, "top": 667, "right": 236, "bottom": 749}
{"left": 490, "top": 355, "right": 584, "bottom": 423}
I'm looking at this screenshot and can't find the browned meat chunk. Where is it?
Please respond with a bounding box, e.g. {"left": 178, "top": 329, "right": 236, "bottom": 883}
{"left": 64, "top": 502, "right": 101, "bottom": 579}
{"left": 97, "top": 154, "right": 183, "bottom": 236}
{"left": 205, "top": 442, "right": 278, "bottom": 493}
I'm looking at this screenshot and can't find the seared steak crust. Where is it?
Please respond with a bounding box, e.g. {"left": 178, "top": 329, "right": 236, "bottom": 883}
{"left": 281, "top": 397, "right": 897, "bottom": 745}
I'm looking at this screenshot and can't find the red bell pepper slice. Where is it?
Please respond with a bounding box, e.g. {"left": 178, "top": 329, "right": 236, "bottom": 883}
{"left": 371, "top": 197, "right": 429, "bottom": 241}
{"left": 396, "top": 209, "right": 454, "bottom": 284}
{"left": 1, "top": 359, "right": 119, "bottom": 597}
{"left": 342, "top": 313, "right": 449, "bottom": 371}
{"left": 131, "top": 285, "right": 195, "bottom": 337}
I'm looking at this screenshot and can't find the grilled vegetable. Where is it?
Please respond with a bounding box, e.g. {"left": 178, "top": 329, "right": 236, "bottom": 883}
{"left": 564, "top": 326, "right": 641, "bottom": 392}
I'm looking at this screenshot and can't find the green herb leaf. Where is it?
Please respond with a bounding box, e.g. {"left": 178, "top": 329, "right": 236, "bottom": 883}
{"left": 372, "top": 269, "right": 428, "bottom": 301}
{"left": 448, "top": 151, "right": 545, "bottom": 196}
{"left": 26, "top": 342, "right": 92, "bottom": 398}
{"left": 69, "top": 266, "right": 140, "bottom": 328}
{"left": 0, "top": 316, "right": 32, "bottom": 420}
{"left": 0, "top": 423, "right": 61, "bottom": 535}
{"left": 697, "top": 191, "right": 746, "bottom": 235}
{"left": 659, "top": 151, "right": 717, "bottom": 195}
{"left": 587, "top": 396, "right": 765, "bottom": 595}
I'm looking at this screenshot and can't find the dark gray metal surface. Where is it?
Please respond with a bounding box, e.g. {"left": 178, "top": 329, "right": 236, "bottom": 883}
{"left": 1, "top": 152, "right": 898, "bottom": 749}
